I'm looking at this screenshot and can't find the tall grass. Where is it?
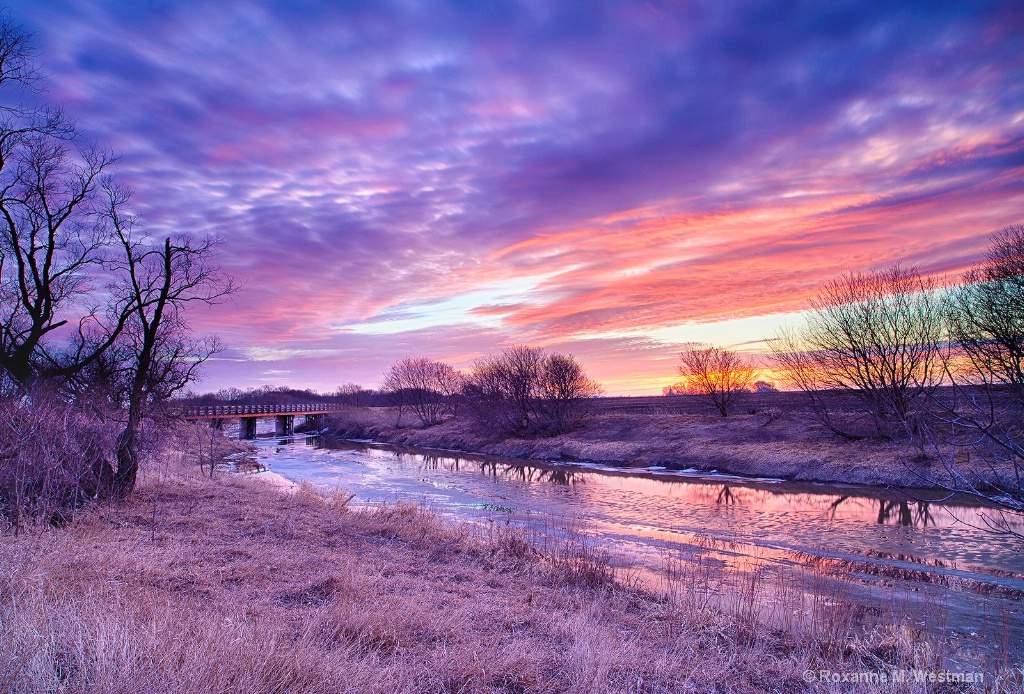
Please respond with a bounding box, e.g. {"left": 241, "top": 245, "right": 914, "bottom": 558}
{"left": 2, "top": 452, "right": 1021, "bottom": 693}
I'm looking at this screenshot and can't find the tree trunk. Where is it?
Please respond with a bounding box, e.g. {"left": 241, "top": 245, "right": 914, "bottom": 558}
{"left": 112, "top": 350, "right": 150, "bottom": 499}
{"left": 112, "top": 422, "right": 139, "bottom": 499}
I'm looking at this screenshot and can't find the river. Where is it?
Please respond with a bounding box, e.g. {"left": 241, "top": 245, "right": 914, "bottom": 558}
{"left": 250, "top": 431, "right": 1023, "bottom": 669}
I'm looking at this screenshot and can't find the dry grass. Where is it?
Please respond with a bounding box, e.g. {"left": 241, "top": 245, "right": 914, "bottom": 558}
{"left": 330, "top": 406, "right": 946, "bottom": 489}
{"left": 1, "top": 453, "right": 1019, "bottom": 693}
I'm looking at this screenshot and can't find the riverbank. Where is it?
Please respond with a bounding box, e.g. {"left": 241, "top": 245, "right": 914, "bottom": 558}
{"left": 327, "top": 406, "right": 955, "bottom": 490}
{"left": 3, "top": 460, "right": 996, "bottom": 693}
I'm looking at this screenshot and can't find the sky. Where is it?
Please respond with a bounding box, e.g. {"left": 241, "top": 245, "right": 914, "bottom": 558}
{"left": 10, "top": 0, "right": 1024, "bottom": 395}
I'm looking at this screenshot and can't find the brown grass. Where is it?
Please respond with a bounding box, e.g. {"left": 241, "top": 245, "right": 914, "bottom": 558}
{"left": 1, "top": 451, "right": 1018, "bottom": 693}
{"left": 329, "top": 405, "right": 949, "bottom": 489}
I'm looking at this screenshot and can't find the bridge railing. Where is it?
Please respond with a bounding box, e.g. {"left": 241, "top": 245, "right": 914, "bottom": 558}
{"left": 179, "top": 402, "right": 344, "bottom": 418}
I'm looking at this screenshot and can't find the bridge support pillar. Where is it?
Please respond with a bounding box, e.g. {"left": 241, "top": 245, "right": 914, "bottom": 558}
{"left": 304, "top": 413, "right": 322, "bottom": 430}
{"left": 239, "top": 417, "right": 257, "bottom": 440}
{"left": 275, "top": 415, "right": 294, "bottom": 436}
{"left": 210, "top": 417, "right": 224, "bottom": 430}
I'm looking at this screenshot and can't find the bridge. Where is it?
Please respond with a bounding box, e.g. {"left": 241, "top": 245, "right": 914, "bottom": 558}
{"left": 181, "top": 402, "right": 343, "bottom": 439}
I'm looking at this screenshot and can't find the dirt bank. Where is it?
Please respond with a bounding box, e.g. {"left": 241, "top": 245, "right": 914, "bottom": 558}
{"left": 327, "top": 406, "right": 960, "bottom": 491}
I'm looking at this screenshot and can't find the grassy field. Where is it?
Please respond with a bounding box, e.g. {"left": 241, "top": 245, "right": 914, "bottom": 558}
{"left": 6, "top": 437, "right": 1015, "bottom": 694}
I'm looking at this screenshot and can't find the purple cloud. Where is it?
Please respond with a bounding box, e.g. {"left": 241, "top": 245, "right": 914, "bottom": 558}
{"left": 6, "top": 0, "right": 1023, "bottom": 393}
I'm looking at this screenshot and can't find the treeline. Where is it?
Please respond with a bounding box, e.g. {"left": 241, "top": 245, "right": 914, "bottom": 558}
{"left": 0, "top": 18, "right": 232, "bottom": 526}
{"left": 186, "top": 347, "right": 603, "bottom": 437}
{"left": 380, "top": 346, "right": 602, "bottom": 435}
{"left": 192, "top": 384, "right": 364, "bottom": 406}
{"left": 189, "top": 345, "right": 604, "bottom": 438}
{"left": 186, "top": 384, "right": 388, "bottom": 407}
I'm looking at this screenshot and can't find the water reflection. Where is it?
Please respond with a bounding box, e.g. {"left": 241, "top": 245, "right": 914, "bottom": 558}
{"left": 260, "top": 436, "right": 1024, "bottom": 574}
{"left": 828, "top": 495, "right": 849, "bottom": 520}
{"left": 255, "top": 435, "right": 1024, "bottom": 662}
{"left": 272, "top": 435, "right": 324, "bottom": 447}
{"left": 480, "top": 461, "right": 581, "bottom": 486}
{"left": 406, "top": 451, "right": 585, "bottom": 486}
{"left": 876, "top": 499, "right": 933, "bottom": 527}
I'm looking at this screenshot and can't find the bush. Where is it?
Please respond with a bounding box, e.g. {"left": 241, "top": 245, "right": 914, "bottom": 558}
{"left": 381, "top": 357, "right": 463, "bottom": 426}
{"left": 0, "top": 389, "right": 115, "bottom": 528}
{"left": 463, "top": 346, "right": 601, "bottom": 436}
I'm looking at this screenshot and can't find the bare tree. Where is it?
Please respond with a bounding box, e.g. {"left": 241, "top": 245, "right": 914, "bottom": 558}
{"left": 770, "top": 327, "right": 863, "bottom": 440}
{"left": 434, "top": 362, "right": 464, "bottom": 418}
{"left": 465, "top": 345, "right": 544, "bottom": 434}
{"left": 771, "top": 264, "right": 945, "bottom": 441}
{"left": 97, "top": 183, "right": 235, "bottom": 498}
{"left": 928, "top": 226, "right": 1024, "bottom": 522}
{"left": 676, "top": 344, "right": 757, "bottom": 417}
{"left": 381, "top": 357, "right": 462, "bottom": 427}
{"left": 537, "top": 352, "right": 603, "bottom": 431}
{"left": 465, "top": 346, "right": 602, "bottom": 435}
{"left": 0, "top": 16, "right": 126, "bottom": 388}
{"left": 947, "top": 224, "right": 1024, "bottom": 403}
{"left": 0, "top": 13, "right": 235, "bottom": 510}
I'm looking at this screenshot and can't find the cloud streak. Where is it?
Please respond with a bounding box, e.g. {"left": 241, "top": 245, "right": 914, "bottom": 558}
{"left": 9, "top": 0, "right": 1024, "bottom": 393}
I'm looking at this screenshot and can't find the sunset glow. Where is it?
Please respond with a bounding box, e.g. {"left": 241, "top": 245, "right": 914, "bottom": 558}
{"left": 15, "top": 1, "right": 1023, "bottom": 394}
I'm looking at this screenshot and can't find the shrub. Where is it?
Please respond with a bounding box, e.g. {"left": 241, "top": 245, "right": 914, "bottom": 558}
{"left": 0, "top": 389, "right": 115, "bottom": 528}
{"left": 463, "top": 346, "right": 601, "bottom": 436}
{"left": 381, "top": 357, "right": 463, "bottom": 426}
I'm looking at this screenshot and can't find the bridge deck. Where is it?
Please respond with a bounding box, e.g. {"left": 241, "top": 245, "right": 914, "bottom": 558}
{"left": 181, "top": 403, "right": 342, "bottom": 420}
